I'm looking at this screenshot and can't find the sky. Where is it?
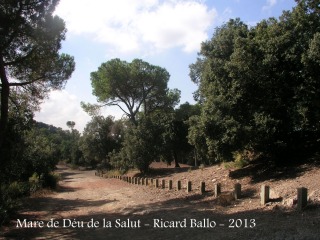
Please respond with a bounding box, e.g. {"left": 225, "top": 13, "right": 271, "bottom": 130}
{"left": 34, "top": 0, "right": 297, "bottom": 132}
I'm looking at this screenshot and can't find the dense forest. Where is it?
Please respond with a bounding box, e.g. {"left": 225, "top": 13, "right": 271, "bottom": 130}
{"left": 1, "top": 0, "right": 319, "bottom": 225}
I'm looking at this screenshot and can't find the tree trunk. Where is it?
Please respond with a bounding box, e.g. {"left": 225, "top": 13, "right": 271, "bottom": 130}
{"left": 173, "top": 150, "right": 180, "bottom": 168}
{"left": 0, "top": 54, "right": 9, "bottom": 151}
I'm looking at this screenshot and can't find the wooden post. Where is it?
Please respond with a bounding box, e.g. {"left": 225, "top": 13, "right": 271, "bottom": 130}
{"left": 161, "top": 179, "right": 165, "bottom": 189}
{"left": 261, "top": 185, "right": 270, "bottom": 205}
{"left": 234, "top": 183, "right": 241, "bottom": 199}
{"left": 297, "top": 187, "right": 308, "bottom": 210}
{"left": 187, "top": 181, "right": 192, "bottom": 193}
{"left": 155, "top": 179, "right": 159, "bottom": 188}
{"left": 145, "top": 178, "right": 149, "bottom": 186}
{"left": 200, "top": 181, "right": 205, "bottom": 194}
{"left": 214, "top": 183, "right": 221, "bottom": 197}
{"left": 177, "top": 180, "right": 181, "bottom": 190}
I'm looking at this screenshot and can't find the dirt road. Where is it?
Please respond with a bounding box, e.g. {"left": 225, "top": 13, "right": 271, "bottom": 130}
{"left": 1, "top": 165, "right": 320, "bottom": 239}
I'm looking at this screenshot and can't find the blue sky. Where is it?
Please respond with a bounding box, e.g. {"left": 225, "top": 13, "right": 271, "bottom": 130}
{"left": 34, "top": 0, "right": 297, "bottom": 132}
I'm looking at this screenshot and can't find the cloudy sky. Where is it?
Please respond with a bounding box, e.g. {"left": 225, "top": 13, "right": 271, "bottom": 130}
{"left": 34, "top": 0, "right": 296, "bottom": 132}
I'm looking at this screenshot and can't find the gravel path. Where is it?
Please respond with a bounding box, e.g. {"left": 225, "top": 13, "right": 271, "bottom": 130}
{"left": 1, "top": 165, "right": 320, "bottom": 240}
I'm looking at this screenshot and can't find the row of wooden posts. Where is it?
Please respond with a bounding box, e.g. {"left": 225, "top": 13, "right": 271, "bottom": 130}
{"left": 97, "top": 173, "right": 309, "bottom": 211}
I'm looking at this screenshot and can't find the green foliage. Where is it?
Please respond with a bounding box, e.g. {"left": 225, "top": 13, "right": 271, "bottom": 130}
{"left": 107, "top": 101, "right": 202, "bottom": 173}
{"left": 189, "top": 2, "right": 320, "bottom": 163}
{"left": 88, "top": 58, "right": 179, "bottom": 124}
{"left": 6, "top": 182, "right": 30, "bottom": 200}
{"left": 0, "top": 171, "right": 60, "bottom": 226}
{"left": 0, "top": 0, "right": 75, "bottom": 153}
{"left": 232, "top": 151, "right": 250, "bottom": 169}
{"left": 0, "top": 181, "right": 29, "bottom": 225}
{"left": 42, "top": 172, "right": 60, "bottom": 189}
{"left": 0, "top": 119, "right": 72, "bottom": 185}
{"left": 187, "top": 115, "right": 210, "bottom": 163}
{"left": 160, "top": 102, "right": 201, "bottom": 167}
{"left": 79, "top": 116, "right": 123, "bottom": 168}
{"left": 28, "top": 173, "right": 42, "bottom": 193}
{"left": 0, "top": 1, "right": 75, "bottom": 222}
{"left": 66, "top": 121, "right": 76, "bottom": 130}
{"left": 120, "top": 115, "right": 165, "bottom": 173}
{"left": 28, "top": 172, "right": 60, "bottom": 192}
{"left": 87, "top": 58, "right": 185, "bottom": 173}
{"left": 108, "top": 150, "right": 130, "bottom": 172}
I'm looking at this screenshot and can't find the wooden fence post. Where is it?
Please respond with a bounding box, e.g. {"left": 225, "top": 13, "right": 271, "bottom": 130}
{"left": 200, "top": 181, "right": 205, "bottom": 194}
{"left": 155, "top": 179, "right": 159, "bottom": 188}
{"left": 214, "top": 183, "right": 221, "bottom": 197}
{"left": 234, "top": 183, "right": 241, "bottom": 199}
{"left": 187, "top": 181, "right": 192, "bottom": 193}
{"left": 177, "top": 180, "right": 181, "bottom": 190}
{"left": 261, "top": 185, "right": 270, "bottom": 205}
{"left": 297, "top": 187, "right": 308, "bottom": 210}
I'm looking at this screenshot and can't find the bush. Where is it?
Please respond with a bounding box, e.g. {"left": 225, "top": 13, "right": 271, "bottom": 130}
{"left": 7, "top": 181, "right": 30, "bottom": 199}
{"left": 29, "top": 173, "right": 42, "bottom": 193}
{"left": 42, "top": 172, "right": 60, "bottom": 189}
{"left": 0, "top": 182, "right": 30, "bottom": 226}
{"left": 29, "top": 172, "right": 60, "bottom": 191}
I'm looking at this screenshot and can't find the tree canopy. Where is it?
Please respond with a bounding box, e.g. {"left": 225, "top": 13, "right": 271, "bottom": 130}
{"left": 87, "top": 58, "right": 180, "bottom": 124}
{"left": 66, "top": 121, "right": 75, "bottom": 130}
{"left": 189, "top": 0, "right": 320, "bottom": 163}
{"left": 0, "top": 0, "right": 75, "bottom": 150}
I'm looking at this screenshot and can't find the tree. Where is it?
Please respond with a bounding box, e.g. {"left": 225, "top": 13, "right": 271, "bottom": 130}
{"left": 119, "top": 114, "right": 165, "bottom": 173}
{"left": 190, "top": 19, "right": 251, "bottom": 162}
{"left": 79, "top": 116, "right": 123, "bottom": 168}
{"left": 0, "top": 0, "right": 75, "bottom": 151}
{"left": 189, "top": 1, "right": 320, "bottom": 163}
{"left": 161, "top": 102, "right": 201, "bottom": 167}
{"left": 66, "top": 121, "right": 75, "bottom": 130}
{"left": 87, "top": 58, "right": 179, "bottom": 125}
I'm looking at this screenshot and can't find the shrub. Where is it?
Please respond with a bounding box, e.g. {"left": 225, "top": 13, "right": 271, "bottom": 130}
{"left": 7, "top": 181, "right": 30, "bottom": 199}
{"left": 42, "top": 172, "right": 60, "bottom": 189}
{"left": 29, "top": 173, "right": 42, "bottom": 193}
{"left": 0, "top": 182, "right": 29, "bottom": 226}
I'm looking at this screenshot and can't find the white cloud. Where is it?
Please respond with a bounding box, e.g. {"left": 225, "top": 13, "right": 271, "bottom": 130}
{"left": 34, "top": 90, "right": 91, "bottom": 132}
{"left": 55, "top": 0, "right": 217, "bottom": 55}
{"left": 263, "top": 0, "right": 277, "bottom": 11}
{"left": 34, "top": 90, "right": 127, "bottom": 132}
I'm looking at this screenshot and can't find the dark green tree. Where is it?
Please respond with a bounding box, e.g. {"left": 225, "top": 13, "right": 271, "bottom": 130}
{"left": 119, "top": 114, "right": 165, "bottom": 173}
{"left": 0, "top": 0, "right": 75, "bottom": 153}
{"left": 190, "top": 19, "right": 251, "bottom": 162}
{"left": 66, "top": 121, "right": 75, "bottom": 130}
{"left": 189, "top": 0, "right": 320, "bottom": 163}
{"left": 86, "top": 58, "right": 179, "bottom": 125}
{"left": 161, "top": 102, "right": 201, "bottom": 167}
{"left": 79, "top": 116, "right": 123, "bottom": 168}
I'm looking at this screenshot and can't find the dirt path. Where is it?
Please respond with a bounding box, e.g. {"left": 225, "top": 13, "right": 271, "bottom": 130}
{"left": 1, "top": 165, "right": 320, "bottom": 240}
